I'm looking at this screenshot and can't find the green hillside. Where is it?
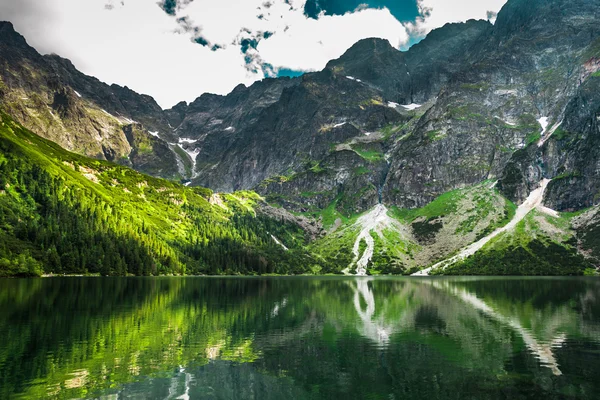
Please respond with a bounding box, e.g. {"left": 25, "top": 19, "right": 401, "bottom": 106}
{"left": 0, "top": 113, "right": 320, "bottom": 277}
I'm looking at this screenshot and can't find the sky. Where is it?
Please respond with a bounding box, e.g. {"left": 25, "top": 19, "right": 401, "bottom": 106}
{"left": 0, "top": 0, "right": 507, "bottom": 109}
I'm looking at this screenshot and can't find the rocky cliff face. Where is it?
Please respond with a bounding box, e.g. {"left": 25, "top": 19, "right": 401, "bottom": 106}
{"left": 170, "top": 20, "right": 496, "bottom": 209}
{"left": 168, "top": 0, "right": 600, "bottom": 217}
{"left": 386, "top": 0, "right": 600, "bottom": 209}
{"left": 2, "top": 0, "right": 600, "bottom": 221}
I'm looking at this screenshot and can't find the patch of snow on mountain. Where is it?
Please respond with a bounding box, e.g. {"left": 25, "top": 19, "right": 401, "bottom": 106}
{"left": 101, "top": 109, "right": 119, "bottom": 121}
{"left": 494, "top": 116, "right": 516, "bottom": 126}
{"left": 270, "top": 234, "right": 289, "bottom": 251}
{"left": 178, "top": 144, "right": 201, "bottom": 178}
{"left": 351, "top": 205, "right": 403, "bottom": 276}
{"left": 413, "top": 179, "right": 553, "bottom": 276}
{"left": 538, "top": 120, "right": 563, "bottom": 147}
{"left": 538, "top": 117, "right": 549, "bottom": 134}
{"left": 120, "top": 116, "right": 137, "bottom": 125}
{"left": 178, "top": 138, "right": 198, "bottom": 144}
{"left": 401, "top": 104, "right": 421, "bottom": 111}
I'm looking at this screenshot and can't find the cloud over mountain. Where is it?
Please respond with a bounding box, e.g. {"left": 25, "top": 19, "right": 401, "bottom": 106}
{"left": 0, "top": 0, "right": 506, "bottom": 108}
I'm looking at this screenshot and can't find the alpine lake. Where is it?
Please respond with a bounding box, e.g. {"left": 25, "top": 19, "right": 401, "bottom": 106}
{"left": 1, "top": 277, "right": 599, "bottom": 399}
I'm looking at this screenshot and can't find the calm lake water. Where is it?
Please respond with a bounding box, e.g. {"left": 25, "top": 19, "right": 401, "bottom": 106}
{"left": 1, "top": 277, "right": 600, "bottom": 399}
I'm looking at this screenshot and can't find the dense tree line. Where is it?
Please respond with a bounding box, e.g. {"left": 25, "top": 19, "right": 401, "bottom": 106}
{"left": 0, "top": 117, "right": 321, "bottom": 277}
{"left": 437, "top": 240, "right": 590, "bottom": 276}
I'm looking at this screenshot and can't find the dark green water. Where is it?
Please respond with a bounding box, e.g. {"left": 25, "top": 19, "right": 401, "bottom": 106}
{"left": 1, "top": 277, "right": 600, "bottom": 399}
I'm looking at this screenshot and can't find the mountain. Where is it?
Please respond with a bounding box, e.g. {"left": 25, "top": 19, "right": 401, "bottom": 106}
{"left": 0, "top": 112, "right": 323, "bottom": 277}
{"left": 1, "top": 0, "right": 600, "bottom": 276}
{"left": 0, "top": 22, "right": 182, "bottom": 179}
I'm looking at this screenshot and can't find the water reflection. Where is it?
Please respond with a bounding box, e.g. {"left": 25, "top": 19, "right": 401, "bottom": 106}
{"left": 432, "top": 279, "right": 566, "bottom": 375}
{"left": 0, "top": 277, "right": 599, "bottom": 399}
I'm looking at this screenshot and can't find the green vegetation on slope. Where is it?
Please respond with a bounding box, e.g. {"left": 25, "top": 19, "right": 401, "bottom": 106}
{"left": 437, "top": 211, "right": 592, "bottom": 276}
{"left": 0, "top": 113, "right": 322, "bottom": 277}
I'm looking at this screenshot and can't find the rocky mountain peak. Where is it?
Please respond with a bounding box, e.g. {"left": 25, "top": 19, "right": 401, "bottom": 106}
{"left": 329, "top": 37, "right": 397, "bottom": 64}
{"left": 492, "top": 0, "right": 599, "bottom": 41}
{"left": 0, "top": 21, "right": 23, "bottom": 44}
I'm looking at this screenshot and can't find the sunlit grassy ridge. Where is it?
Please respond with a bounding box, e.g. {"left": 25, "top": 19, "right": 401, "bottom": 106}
{"left": 310, "top": 182, "right": 519, "bottom": 274}
{"left": 438, "top": 210, "right": 592, "bottom": 275}
{"left": 0, "top": 113, "right": 320, "bottom": 276}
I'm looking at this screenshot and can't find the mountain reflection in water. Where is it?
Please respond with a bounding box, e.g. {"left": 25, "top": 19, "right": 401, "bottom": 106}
{"left": 1, "top": 276, "right": 599, "bottom": 399}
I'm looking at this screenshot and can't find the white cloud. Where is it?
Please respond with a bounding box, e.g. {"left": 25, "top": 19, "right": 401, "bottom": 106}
{"left": 180, "top": 0, "right": 409, "bottom": 71}
{"left": 1, "top": 0, "right": 506, "bottom": 108}
{"left": 259, "top": 7, "right": 409, "bottom": 72}
{"left": 408, "top": 0, "right": 507, "bottom": 35}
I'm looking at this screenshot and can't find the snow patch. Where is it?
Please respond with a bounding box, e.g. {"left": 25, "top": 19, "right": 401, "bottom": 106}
{"left": 401, "top": 103, "right": 421, "bottom": 111}
{"left": 270, "top": 234, "right": 289, "bottom": 251}
{"left": 178, "top": 144, "right": 201, "bottom": 178}
{"left": 364, "top": 132, "right": 372, "bottom": 136}
{"left": 494, "top": 89, "right": 517, "bottom": 96}
{"left": 351, "top": 205, "right": 403, "bottom": 275}
{"left": 538, "top": 120, "right": 563, "bottom": 147}
{"left": 345, "top": 76, "right": 362, "bottom": 83}
{"left": 178, "top": 137, "right": 198, "bottom": 144}
{"left": 120, "top": 116, "right": 137, "bottom": 125}
{"left": 101, "top": 109, "right": 119, "bottom": 121}
{"left": 494, "top": 116, "right": 516, "bottom": 126}
{"left": 538, "top": 117, "right": 549, "bottom": 134}
{"left": 224, "top": 126, "right": 234, "bottom": 132}
{"left": 333, "top": 122, "right": 347, "bottom": 128}
{"left": 73, "top": 90, "right": 82, "bottom": 98}
{"left": 538, "top": 205, "right": 559, "bottom": 218}
{"left": 148, "top": 131, "right": 160, "bottom": 138}
{"left": 387, "top": 102, "right": 399, "bottom": 108}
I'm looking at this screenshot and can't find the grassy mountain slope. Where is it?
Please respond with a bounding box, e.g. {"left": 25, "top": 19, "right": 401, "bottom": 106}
{"left": 436, "top": 210, "right": 594, "bottom": 276}
{"left": 0, "top": 113, "right": 321, "bottom": 277}
{"left": 309, "top": 182, "right": 519, "bottom": 275}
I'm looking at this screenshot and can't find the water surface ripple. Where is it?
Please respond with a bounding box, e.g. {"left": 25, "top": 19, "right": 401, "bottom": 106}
{"left": 1, "top": 276, "right": 599, "bottom": 399}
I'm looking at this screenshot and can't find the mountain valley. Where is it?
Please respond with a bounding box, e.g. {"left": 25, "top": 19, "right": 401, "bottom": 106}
{"left": 1, "top": 0, "right": 600, "bottom": 276}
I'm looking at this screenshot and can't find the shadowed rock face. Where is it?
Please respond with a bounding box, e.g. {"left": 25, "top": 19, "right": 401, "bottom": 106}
{"left": 384, "top": 0, "right": 600, "bottom": 209}
{"left": 169, "top": 20, "right": 494, "bottom": 200}
{"left": 1, "top": 0, "right": 600, "bottom": 216}
{"left": 171, "top": 0, "right": 600, "bottom": 213}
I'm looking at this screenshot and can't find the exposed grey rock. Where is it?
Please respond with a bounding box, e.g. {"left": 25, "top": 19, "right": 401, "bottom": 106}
{"left": 2, "top": 0, "right": 600, "bottom": 218}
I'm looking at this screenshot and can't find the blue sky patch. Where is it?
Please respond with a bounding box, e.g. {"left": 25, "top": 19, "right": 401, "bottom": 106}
{"left": 304, "top": 0, "right": 420, "bottom": 23}
{"left": 276, "top": 69, "right": 305, "bottom": 78}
